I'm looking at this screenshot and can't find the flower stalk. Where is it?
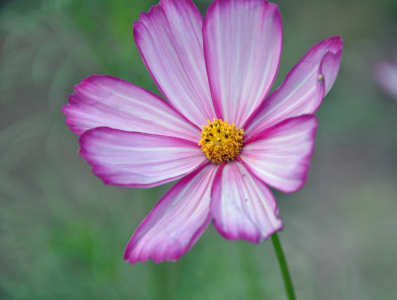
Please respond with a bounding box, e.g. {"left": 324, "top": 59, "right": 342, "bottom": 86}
{"left": 271, "top": 232, "right": 296, "bottom": 300}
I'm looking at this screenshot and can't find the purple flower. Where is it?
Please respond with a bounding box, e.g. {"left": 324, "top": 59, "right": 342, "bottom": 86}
{"left": 375, "top": 53, "right": 397, "bottom": 99}
{"left": 63, "top": 0, "right": 343, "bottom": 264}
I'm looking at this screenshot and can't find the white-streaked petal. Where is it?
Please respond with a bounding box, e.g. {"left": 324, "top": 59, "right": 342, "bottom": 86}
{"left": 244, "top": 36, "right": 343, "bottom": 136}
{"left": 211, "top": 161, "right": 283, "bottom": 243}
{"left": 241, "top": 115, "right": 318, "bottom": 193}
{"left": 134, "top": 0, "right": 215, "bottom": 127}
{"left": 204, "top": 0, "right": 282, "bottom": 127}
{"left": 63, "top": 75, "right": 200, "bottom": 142}
{"left": 79, "top": 127, "right": 207, "bottom": 188}
{"left": 124, "top": 163, "right": 218, "bottom": 264}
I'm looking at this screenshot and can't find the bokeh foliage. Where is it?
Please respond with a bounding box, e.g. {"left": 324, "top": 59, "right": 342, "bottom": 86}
{"left": 1, "top": 0, "right": 397, "bottom": 299}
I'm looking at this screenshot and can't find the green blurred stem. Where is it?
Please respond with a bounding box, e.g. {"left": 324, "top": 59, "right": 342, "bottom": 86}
{"left": 271, "top": 232, "right": 296, "bottom": 300}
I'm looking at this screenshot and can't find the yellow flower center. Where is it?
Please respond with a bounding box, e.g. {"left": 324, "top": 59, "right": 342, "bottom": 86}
{"left": 199, "top": 118, "right": 244, "bottom": 164}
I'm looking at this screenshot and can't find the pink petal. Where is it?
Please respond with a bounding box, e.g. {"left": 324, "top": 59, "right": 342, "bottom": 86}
{"left": 211, "top": 161, "right": 283, "bottom": 243}
{"left": 375, "top": 61, "right": 397, "bottom": 99}
{"left": 244, "top": 36, "right": 343, "bottom": 136}
{"left": 241, "top": 115, "right": 318, "bottom": 193}
{"left": 124, "top": 163, "right": 218, "bottom": 264}
{"left": 133, "top": 0, "right": 215, "bottom": 128}
{"left": 63, "top": 75, "right": 200, "bottom": 142}
{"left": 79, "top": 127, "right": 207, "bottom": 188}
{"left": 203, "top": 0, "right": 282, "bottom": 127}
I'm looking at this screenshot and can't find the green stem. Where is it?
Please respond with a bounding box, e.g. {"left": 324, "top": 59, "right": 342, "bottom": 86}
{"left": 271, "top": 232, "right": 296, "bottom": 300}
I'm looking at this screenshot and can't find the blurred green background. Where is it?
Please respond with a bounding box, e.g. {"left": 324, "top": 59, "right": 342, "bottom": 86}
{"left": 1, "top": 0, "right": 397, "bottom": 299}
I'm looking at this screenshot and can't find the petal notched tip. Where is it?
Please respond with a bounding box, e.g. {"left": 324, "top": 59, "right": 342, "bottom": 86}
{"left": 215, "top": 218, "right": 284, "bottom": 244}
{"left": 78, "top": 127, "right": 206, "bottom": 188}
{"left": 62, "top": 75, "right": 107, "bottom": 135}
{"left": 210, "top": 162, "right": 284, "bottom": 244}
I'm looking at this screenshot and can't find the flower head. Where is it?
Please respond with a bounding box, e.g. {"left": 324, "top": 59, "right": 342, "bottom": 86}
{"left": 63, "top": 0, "right": 343, "bottom": 264}
{"left": 199, "top": 118, "right": 244, "bottom": 164}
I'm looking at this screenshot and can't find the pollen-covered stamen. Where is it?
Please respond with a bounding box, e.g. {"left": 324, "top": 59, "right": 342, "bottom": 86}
{"left": 199, "top": 118, "right": 244, "bottom": 164}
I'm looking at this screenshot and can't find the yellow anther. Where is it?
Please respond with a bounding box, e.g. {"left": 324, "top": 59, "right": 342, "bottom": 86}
{"left": 199, "top": 118, "right": 244, "bottom": 164}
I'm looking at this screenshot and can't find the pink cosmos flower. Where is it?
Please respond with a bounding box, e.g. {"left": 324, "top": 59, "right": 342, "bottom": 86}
{"left": 63, "top": 0, "right": 343, "bottom": 264}
{"left": 375, "top": 52, "right": 397, "bottom": 99}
